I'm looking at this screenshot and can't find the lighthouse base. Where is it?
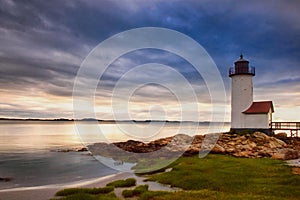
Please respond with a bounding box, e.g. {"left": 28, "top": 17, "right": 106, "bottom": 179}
{"left": 230, "top": 128, "right": 273, "bottom": 136}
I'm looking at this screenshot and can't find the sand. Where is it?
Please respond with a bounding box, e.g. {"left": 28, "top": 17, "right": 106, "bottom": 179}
{"left": 0, "top": 172, "right": 132, "bottom": 200}
{"left": 0, "top": 171, "right": 177, "bottom": 200}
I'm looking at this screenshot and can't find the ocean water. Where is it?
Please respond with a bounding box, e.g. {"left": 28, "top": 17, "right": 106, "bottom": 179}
{"left": 0, "top": 120, "right": 229, "bottom": 189}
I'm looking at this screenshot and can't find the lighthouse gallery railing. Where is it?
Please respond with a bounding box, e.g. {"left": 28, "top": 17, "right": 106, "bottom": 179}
{"left": 229, "top": 66, "right": 255, "bottom": 76}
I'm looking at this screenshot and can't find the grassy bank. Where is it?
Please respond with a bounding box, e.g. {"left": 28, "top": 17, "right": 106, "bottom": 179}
{"left": 146, "top": 154, "right": 300, "bottom": 199}
{"left": 52, "top": 154, "right": 300, "bottom": 200}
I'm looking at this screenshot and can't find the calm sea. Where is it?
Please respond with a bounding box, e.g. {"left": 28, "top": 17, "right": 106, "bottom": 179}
{"left": 0, "top": 120, "right": 229, "bottom": 189}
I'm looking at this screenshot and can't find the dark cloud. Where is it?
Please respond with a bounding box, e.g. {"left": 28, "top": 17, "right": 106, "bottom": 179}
{"left": 0, "top": 0, "right": 299, "bottom": 120}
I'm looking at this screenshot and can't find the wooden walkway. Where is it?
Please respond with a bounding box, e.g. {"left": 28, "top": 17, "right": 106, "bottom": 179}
{"left": 271, "top": 122, "right": 300, "bottom": 137}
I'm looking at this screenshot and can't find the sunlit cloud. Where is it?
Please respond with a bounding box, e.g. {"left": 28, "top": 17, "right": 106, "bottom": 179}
{"left": 0, "top": 0, "right": 299, "bottom": 121}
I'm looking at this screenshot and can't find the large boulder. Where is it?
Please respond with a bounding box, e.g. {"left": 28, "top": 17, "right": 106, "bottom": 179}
{"left": 272, "top": 148, "right": 299, "bottom": 160}
{"left": 276, "top": 132, "right": 288, "bottom": 138}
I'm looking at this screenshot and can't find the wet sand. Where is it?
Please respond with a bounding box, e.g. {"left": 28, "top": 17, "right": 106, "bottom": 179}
{"left": 0, "top": 172, "right": 130, "bottom": 200}
{"left": 0, "top": 171, "right": 177, "bottom": 200}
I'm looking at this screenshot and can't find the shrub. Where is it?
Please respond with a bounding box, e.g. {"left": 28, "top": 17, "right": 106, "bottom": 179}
{"left": 106, "top": 178, "right": 136, "bottom": 188}
{"left": 57, "top": 193, "right": 98, "bottom": 200}
{"left": 57, "top": 193, "right": 118, "bottom": 200}
{"left": 87, "top": 186, "right": 114, "bottom": 194}
{"left": 55, "top": 186, "right": 114, "bottom": 196}
{"left": 138, "top": 191, "right": 170, "bottom": 200}
{"left": 122, "top": 189, "right": 135, "bottom": 198}
{"left": 56, "top": 188, "right": 84, "bottom": 196}
{"left": 122, "top": 185, "right": 149, "bottom": 198}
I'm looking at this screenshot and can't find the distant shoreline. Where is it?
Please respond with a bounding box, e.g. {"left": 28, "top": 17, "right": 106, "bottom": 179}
{"left": 0, "top": 118, "right": 230, "bottom": 124}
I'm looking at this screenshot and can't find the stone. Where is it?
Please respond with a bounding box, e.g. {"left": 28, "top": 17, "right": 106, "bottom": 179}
{"left": 276, "top": 132, "right": 288, "bottom": 138}
{"left": 227, "top": 141, "right": 236, "bottom": 146}
{"left": 0, "top": 177, "right": 12, "bottom": 182}
{"left": 272, "top": 153, "right": 285, "bottom": 160}
{"left": 233, "top": 151, "right": 253, "bottom": 158}
{"left": 258, "top": 149, "right": 273, "bottom": 157}
{"left": 165, "top": 168, "right": 173, "bottom": 172}
{"left": 272, "top": 148, "right": 299, "bottom": 160}
{"left": 292, "top": 167, "right": 300, "bottom": 175}
{"left": 77, "top": 147, "right": 88, "bottom": 152}
{"left": 211, "top": 144, "right": 225, "bottom": 154}
{"left": 235, "top": 139, "right": 243, "bottom": 144}
{"left": 268, "top": 137, "right": 286, "bottom": 149}
{"left": 240, "top": 144, "right": 253, "bottom": 151}
{"left": 248, "top": 141, "right": 257, "bottom": 149}
{"left": 253, "top": 132, "right": 269, "bottom": 140}
{"left": 86, "top": 132, "right": 300, "bottom": 161}
{"left": 226, "top": 148, "right": 236, "bottom": 153}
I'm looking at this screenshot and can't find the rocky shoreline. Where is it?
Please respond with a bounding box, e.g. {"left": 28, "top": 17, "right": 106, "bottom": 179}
{"left": 88, "top": 132, "right": 300, "bottom": 162}
{"left": 50, "top": 147, "right": 88, "bottom": 153}
{"left": 0, "top": 177, "right": 13, "bottom": 182}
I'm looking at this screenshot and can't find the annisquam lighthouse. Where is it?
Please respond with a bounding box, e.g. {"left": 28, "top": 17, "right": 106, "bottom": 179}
{"left": 229, "top": 55, "right": 274, "bottom": 134}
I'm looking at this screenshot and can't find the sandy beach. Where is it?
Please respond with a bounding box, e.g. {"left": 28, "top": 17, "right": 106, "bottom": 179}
{"left": 0, "top": 172, "right": 132, "bottom": 200}
{"left": 0, "top": 171, "right": 176, "bottom": 200}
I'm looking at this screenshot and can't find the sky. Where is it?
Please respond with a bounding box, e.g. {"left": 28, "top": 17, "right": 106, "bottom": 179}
{"left": 0, "top": 0, "right": 300, "bottom": 122}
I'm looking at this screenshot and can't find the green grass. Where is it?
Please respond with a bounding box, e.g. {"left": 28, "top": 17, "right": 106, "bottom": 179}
{"left": 133, "top": 157, "right": 178, "bottom": 174}
{"left": 53, "top": 155, "right": 300, "bottom": 200}
{"left": 138, "top": 191, "right": 170, "bottom": 200}
{"left": 122, "top": 184, "right": 149, "bottom": 198}
{"left": 55, "top": 186, "right": 114, "bottom": 196}
{"left": 139, "top": 190, "right": 289, "bottom": 200}
{"left": 146, "top": 154, "right": 300, "bottom": 199}
{"left": 55, "top": 193, "right": 118, "bottom": 200}
{"left": 54, "top": 179, "right": 136, "bottom": 200}
{"left": 106, "top": 178, "right": 136, "bottom": 188}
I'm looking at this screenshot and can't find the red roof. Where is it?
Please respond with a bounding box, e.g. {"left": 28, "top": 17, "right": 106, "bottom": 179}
{"left": 243, "top": 101, "right": 274, "bottom": 114}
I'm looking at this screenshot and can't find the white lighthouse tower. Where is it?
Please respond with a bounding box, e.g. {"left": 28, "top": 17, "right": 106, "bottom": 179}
{"left": 229, "top": 55, "right": 274, "bottom": 134}
{"left": 229, "top": 55, "right": 255, "bottom": 129}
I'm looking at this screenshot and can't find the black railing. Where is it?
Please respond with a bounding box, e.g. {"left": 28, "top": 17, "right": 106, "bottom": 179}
{"left": 229, "top": 66, "right": 255, "bottom": 76}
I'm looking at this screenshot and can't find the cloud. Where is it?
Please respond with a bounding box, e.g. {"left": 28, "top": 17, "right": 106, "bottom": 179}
{"left": 0, "top": 0, "right": 299, "bottom": 121}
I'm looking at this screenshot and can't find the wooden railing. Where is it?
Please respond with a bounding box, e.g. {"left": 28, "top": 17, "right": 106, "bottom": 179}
{"left": 271, "top": 122, "right": 300, "bottom": 137}
{"left": 271, "top": 122, "right": 300, "bottom": 130}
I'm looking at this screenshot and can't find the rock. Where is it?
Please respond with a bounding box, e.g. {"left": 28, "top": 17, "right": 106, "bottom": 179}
{"left": 253, "top": 132, "right": 269, "bottom": 140}
{"left": 272, "top": 153, "right": 285, "bottom": 160}
{"left": 211, "top": 144, "right": 225, "bottom": 154}
{"left": 235, "top": 139, "right": 242, "bottom": 144}
{"left": 276, "top": 132, "right": 288, "bottom": 138}
{"left": 272, "top": 148, "right": 299, "bottom": 160}
{"left": 86, "top": 132, "right": 299, "bottom": 161}
{"left": 248, "top": 141, "right": 257, "bottom": 149}
{"left": 56, "top": 149, "right": 72, "bottom": 152}
{"left": 292, "top": 167, "right": 300, "bottom": 175}
{"left": 241, "top": 140, "right": 248, "bottom": 145}
{"left": 165, "top": 168, "right": 173, "bottom": 172}
{"left": 227, "top": 141, "right": 236, "bottom": 146}
{"left": 0, "top": 177, "right": 12, "bottom": 182}
{"left": 233, "top": 151, "right": 253, "bottom": 158}
{"left": 268, "top": 137, "right": 286, "bottom": 149}
{"left": 226, "top": 148, "right": 236, "bottom": 153}
{"left": 185, "top": 146, "right": 200, "bottom": 155}
{"left": 258, "top": 150, "right": 272, "bottom": 157}
{"left": 77, "top": 147, "right": 88, "bottom": 152}
{"left": 192, "top": 135, "right": 204, "bottom": 144}
{"left": 240, "top": 144, "right": 254, "bottom": 151}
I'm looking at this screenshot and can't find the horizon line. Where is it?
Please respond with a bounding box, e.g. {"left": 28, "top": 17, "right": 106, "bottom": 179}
{"left": 0, "top": 117, "right": 230, "bottom": 123}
